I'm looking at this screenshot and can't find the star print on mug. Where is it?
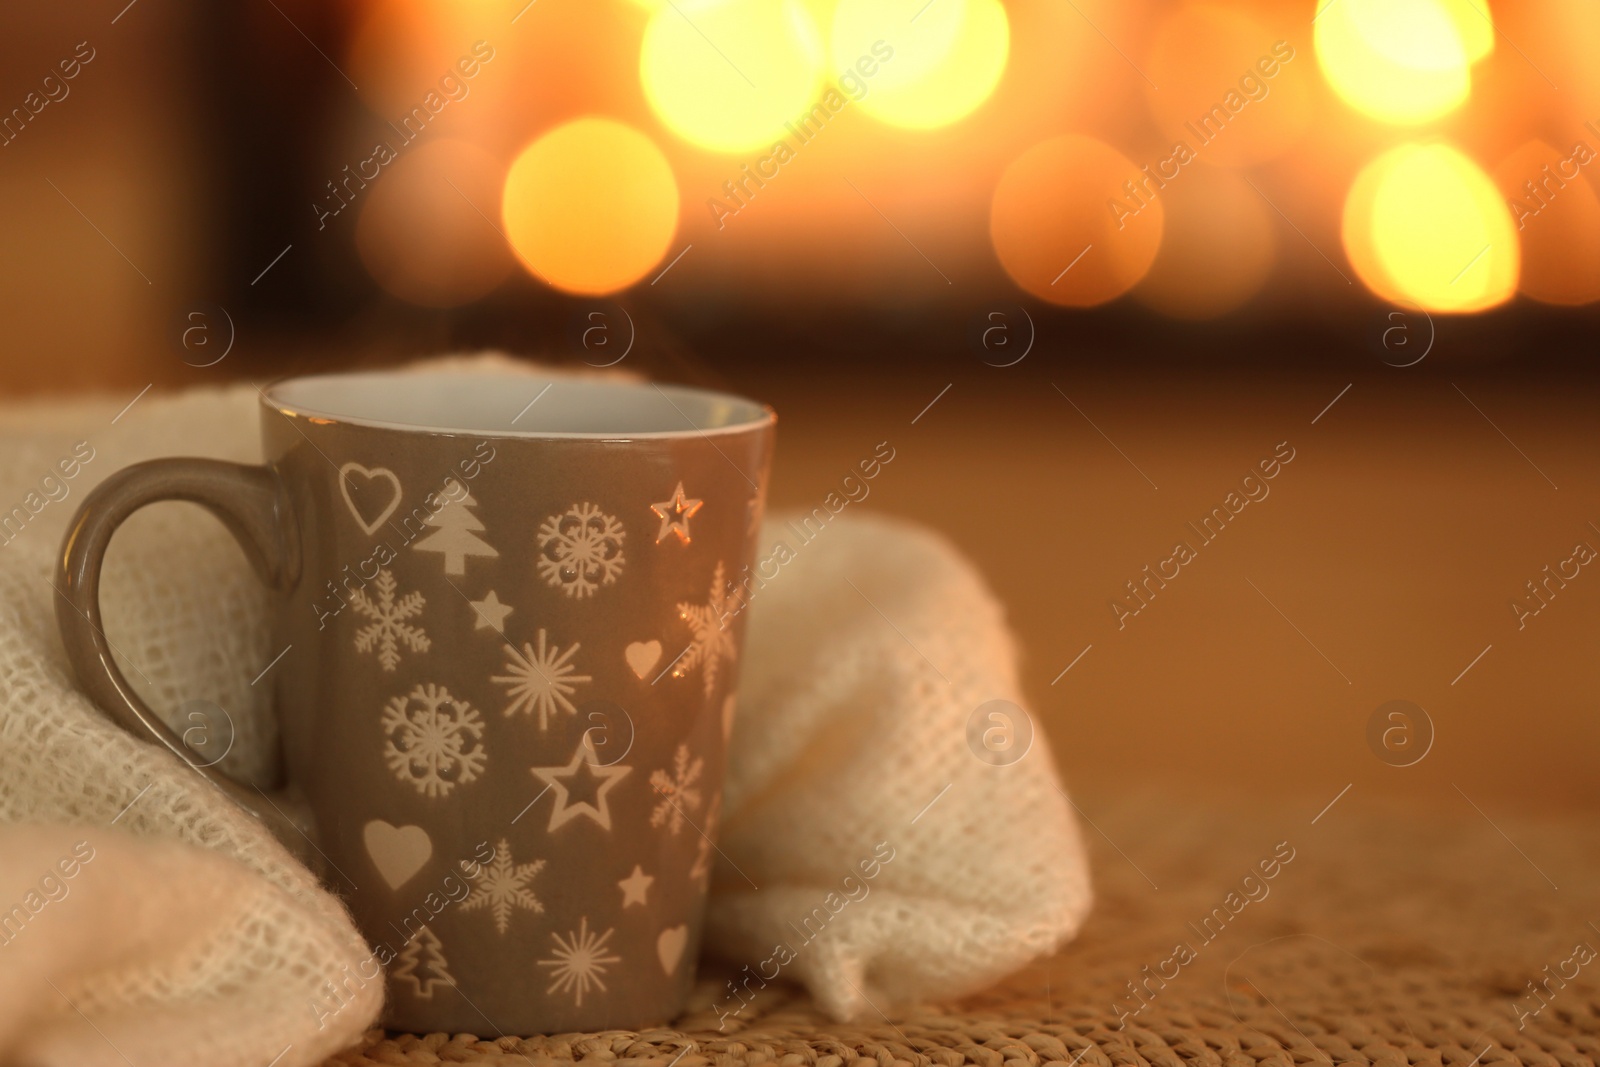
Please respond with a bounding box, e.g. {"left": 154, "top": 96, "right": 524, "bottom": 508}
{"left": 529, "top": 736, "right": 633, "bottom": 832}
{"left": 650, "top": 481, "right": 702, "bottom": 544}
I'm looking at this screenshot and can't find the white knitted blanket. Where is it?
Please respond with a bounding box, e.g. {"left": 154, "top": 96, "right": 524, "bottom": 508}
{"left": 0, "top": 359, "right": 1091, "bottom": 1067}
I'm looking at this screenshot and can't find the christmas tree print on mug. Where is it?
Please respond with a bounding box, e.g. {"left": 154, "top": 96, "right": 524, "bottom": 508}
{"left": 54, "top": 370, "right": 775, "bottom": 1034}
{"left": 414, "top": 490, "right": 498, "bottom": 574}
{"left": 393, "top": 926, "right": 455, "bottom": 999}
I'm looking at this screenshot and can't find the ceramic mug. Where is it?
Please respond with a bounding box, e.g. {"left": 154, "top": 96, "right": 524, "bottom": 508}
{"left": 55, "top": 370, "right": 776, "bottom": 1034}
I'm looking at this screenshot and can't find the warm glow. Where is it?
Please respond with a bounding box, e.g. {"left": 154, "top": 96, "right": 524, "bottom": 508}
{"left": 831, "top": 0, "right": 1009, "bottom": 130}
{"left": 1526, "top": 0, "right": 1600, "bottom": 117}
{"left": 356, "top": 140, "right": 514, "bottom": 308}
{"left": 346, "top": 2, "right": 512, "bottom": 119}
{"left": 832, "top": 0, "right": 960, "bottom": 91}
{"left": 1343, "top": 143, "right": 1518, "bottom": 313}
{"left": 990, "top": 135, "right": 1163, "bottom": 307}
{"left": 501, "top": 118, "right": 680, "bottom": 295}
{"left": 641, "top": 0, "right": 824, "bottom": 153}
{"left": 1495, "top": 140, "right": 1600, "bottom": 306}
{"left": 1314, "top": 0, "right": 1475, "bottom": 125}
{"left": 1144, "top": 6, "right": 1310, "bottom": 167}
{"left": 1440, "top": 0, "right": 1495, "bottom": 62}
{"left": 631, "top": 0, "right": 843, "bottom": 15}
{"left": 1135, "top": 169, "right": 1275, "bottom": 320}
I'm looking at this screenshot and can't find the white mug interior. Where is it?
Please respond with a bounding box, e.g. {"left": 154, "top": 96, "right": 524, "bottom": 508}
{"left": 264, "top": 370, "right": 772, "bottom": 439}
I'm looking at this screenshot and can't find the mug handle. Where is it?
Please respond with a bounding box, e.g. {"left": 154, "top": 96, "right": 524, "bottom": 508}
{"left": 55, "top": 458, "right": 314, "bottom": 857}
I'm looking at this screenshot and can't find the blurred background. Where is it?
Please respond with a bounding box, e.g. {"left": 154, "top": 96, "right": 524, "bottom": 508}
{"left": 2, "top": 0, "right": 1595, "bottom": 819}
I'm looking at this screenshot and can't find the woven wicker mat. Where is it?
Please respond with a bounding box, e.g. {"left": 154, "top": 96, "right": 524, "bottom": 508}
{"left": 324, "top": 793, "right": 1600, "bottom": 1067}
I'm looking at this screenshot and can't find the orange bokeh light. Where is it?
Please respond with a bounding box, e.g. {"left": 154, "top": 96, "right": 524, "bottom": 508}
{"left": 990, "top": 135, "right": 1163, "bottom": 307}
{"left": 1144, "top": 6, "right": 1310, "bottom": 168}
{"left": 356, "top": 139, "right": 515, "bottom": 308}
{"left": 1342, "top": 143, "right": 1518, "bottom": 313}
{"left": 1314, "top": 0, "right": 1479, "bottom": 126}
{"left": 831, "top": 0, "right": 1009, "bottom": 130}
{"left": 1494, "top": 140, "right": 1600, "bottom": 306}
{"left": 501, "top": 118, "right": 680, "bottom": 295}
{"left": 641, "top": 0, "right": 824, "bottom": 154}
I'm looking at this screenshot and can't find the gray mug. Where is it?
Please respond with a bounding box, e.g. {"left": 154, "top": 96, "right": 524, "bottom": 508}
{"left": 56, "top": 370, "right": 776, "bottom": 1034}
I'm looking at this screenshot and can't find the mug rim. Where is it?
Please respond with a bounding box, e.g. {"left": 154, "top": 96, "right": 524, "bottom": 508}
{"left": 261, "top": 369, "right": 775, "bottom": 441}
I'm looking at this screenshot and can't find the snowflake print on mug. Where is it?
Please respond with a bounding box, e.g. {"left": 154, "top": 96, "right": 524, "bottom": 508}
{"left": 649, "top": 743, "right": 704, "bottom": 836}
{"left": 349, "top": 569, "right": 429, "bottom": 671}
{"left": 381, "top": 683, "right": 487, "bottom": 797}
{"left": 672, "top": 561, "right": 738, "bottom": 697}
{"left": 537, "top": 502, "right": 626, "bottom": 598}
{"left": 538, "top": 917, "right": 620, "bottom": 1007}
{"left": 492, "top": 629, "right": 591, "bottom": 730}
{"left": 461, "top": 838, "right": 545, "bottom": 935}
